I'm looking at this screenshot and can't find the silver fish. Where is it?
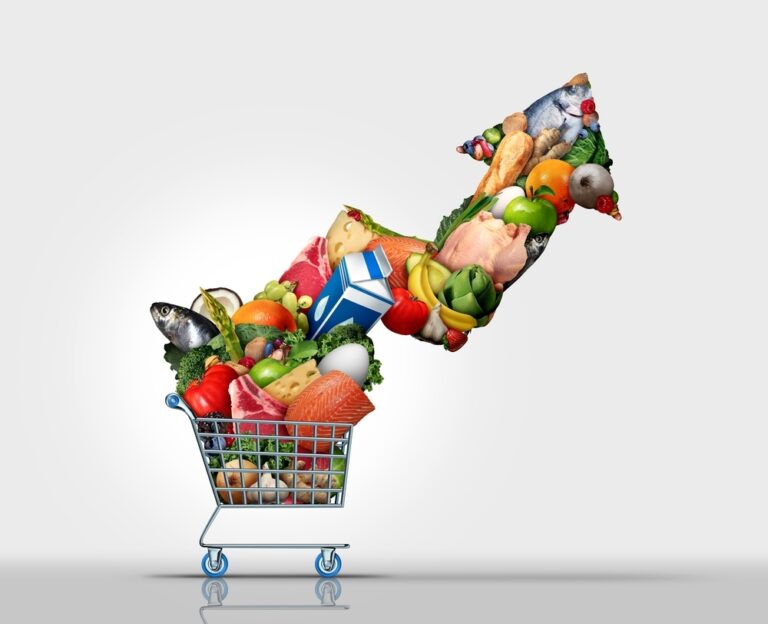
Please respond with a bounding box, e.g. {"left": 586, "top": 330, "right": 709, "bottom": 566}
{"left": 150, "top": 302, "right": 219, "bottom": 352}
{"left": 524, "top": 83, "right": 592, "bottom": 144}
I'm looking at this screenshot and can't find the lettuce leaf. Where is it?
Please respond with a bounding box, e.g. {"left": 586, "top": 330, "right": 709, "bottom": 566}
{"left": 562, "top": 131, "right": 598, "bottom": 167}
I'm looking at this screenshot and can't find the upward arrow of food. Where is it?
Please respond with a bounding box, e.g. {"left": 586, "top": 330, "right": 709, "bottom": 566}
{"left": 151, "top": 73, "right": 620, "bottom": 504}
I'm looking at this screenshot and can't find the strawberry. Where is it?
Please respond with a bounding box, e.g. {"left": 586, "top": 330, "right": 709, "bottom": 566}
{"left": 442, "top": 329, "right": 468, "bottom": 352}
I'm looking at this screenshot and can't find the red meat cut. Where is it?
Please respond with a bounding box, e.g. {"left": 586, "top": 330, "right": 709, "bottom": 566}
{"left": 229, "top": 375, "right": 288, "bottom": 438}
{"left": 278, "top": 236, "right": 332, "bottom": 301}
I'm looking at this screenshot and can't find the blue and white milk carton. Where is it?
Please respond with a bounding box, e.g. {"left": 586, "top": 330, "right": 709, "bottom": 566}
{"left": 308, "top": 246, "right": 394, "bottom": 339}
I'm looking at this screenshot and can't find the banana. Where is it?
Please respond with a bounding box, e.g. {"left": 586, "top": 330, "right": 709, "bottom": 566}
{"left": 418, "top": 254, "right": 477, "bottom": 331}
{"left": 407, "top": 255, "right": 431, "bottom": 305}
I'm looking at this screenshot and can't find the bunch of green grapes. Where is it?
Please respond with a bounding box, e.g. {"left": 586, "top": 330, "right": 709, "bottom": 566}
{"left": 254, "top": 280, "right": 313, "bottom": 333}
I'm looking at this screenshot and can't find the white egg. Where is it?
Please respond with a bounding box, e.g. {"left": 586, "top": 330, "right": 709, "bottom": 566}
{"left": 317, "top": 343, "right": 370, "bottom": 387}
{"left": 491, "top": 185, "right": 526, "bottom": 219}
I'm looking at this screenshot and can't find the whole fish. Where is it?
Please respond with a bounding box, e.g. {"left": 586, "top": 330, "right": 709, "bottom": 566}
{"left": 150, "top": 302, "right": 219, "bottom": 352}
{"left": 524, "top": 81, "right": 592, "bottom": 144}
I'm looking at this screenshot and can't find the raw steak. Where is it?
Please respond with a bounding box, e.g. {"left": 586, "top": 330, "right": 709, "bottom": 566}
{"left": 279, "top": 236, "right": 332, "bottom": 301}
{"left": 229, "top": 374, "right": 288, "bottom": 437}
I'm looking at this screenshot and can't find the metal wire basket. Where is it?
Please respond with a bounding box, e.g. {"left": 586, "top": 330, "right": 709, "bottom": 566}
{"left": 165, "top": 392, "right": 353, "bottom": 577}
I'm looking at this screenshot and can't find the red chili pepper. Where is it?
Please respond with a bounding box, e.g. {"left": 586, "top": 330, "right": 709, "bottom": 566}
{"left": 580, "top": 98, "right": 596, "bottom": 114}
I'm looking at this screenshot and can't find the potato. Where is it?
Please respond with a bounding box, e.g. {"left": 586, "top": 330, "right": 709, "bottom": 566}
{"left": 215, "top": 459, "right": 258, "bottom": 504}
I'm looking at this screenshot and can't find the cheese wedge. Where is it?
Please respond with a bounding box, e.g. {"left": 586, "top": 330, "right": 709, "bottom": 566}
{"left": 263, "top": 359, "right": 322, "bottom": 405}
{"left": 326, "top": 210, "right": 378, "bottom": 269}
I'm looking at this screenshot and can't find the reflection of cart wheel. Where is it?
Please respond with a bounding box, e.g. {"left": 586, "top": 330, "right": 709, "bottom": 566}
{"left": 314, "top": 552, "right": 342, "bottom": 577}
{"left": 201, "top": 552, "right": 229, "bottom": 578}
{"left": 201, "top": 578, "right": 229, "bottom": 603}
{"left": 315, "top": 578, "right": 342, "bottom": 602}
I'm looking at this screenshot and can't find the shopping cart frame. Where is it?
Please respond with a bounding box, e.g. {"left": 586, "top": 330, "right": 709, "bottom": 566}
{"left": 165, "top": 392, "right": 352, "bottom": 578}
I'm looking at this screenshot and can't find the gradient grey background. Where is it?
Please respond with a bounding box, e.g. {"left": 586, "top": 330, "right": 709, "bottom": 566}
{"left": 1, "top": 0, "right": 766, "bottom": 620}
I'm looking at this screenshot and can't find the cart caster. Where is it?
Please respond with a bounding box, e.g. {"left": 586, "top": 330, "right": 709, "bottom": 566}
{"left": 315, "top": 577, "right": 342, "bottom": 603}
{"left": 201, "top": 578, "right": 229, "bottom": 603}
{"left": 314, "top": 551, "right": 342, "bottom": 578}
{"left": 201, "top": 551, "right": 229, "bottom": 578}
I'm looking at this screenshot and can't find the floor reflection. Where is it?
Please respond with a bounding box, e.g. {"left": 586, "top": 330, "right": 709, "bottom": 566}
{"left": 1, "top": 563, "right": 768, "bottom": 623}
{"left": 200, "top": 577, "right": 347, "bottom": 613}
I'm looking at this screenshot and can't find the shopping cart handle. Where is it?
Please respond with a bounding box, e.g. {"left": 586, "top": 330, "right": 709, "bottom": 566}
{"left": 165, "top": 392, "right": 195, "bottom": 420}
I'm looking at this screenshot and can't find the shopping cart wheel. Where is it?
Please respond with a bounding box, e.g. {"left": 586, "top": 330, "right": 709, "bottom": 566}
{"left": 314, "top": 552, "right": 342, "bottom": 578}
{"left": 201, "top": 552, "right": 229, "bottom": 578}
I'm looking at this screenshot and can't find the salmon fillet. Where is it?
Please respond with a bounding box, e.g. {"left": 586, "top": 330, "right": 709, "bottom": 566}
{"left": 286, "top": 370, "right": 375, "bottom": 452}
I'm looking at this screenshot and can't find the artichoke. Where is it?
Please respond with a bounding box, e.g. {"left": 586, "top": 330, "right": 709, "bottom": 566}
{"left": 438, "top": 265, "right": 502, "bottom": 326}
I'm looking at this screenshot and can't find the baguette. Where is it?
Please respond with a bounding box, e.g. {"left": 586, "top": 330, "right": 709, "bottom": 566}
{"left": 472, "top": 131, "right": 533, "bottom": 203}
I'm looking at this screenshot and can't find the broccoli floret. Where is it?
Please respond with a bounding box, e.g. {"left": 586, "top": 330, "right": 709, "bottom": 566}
{"left": 175, "top": 344, "right": 227, "bottom": 394}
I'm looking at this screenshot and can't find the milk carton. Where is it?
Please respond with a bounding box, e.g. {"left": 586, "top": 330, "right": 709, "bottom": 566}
{"left": 308, "top": 246, "right": 394, "bottom": 339}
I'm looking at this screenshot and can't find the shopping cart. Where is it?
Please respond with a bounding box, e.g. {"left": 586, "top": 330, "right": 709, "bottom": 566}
{"left": 165, "top": 392, "right": 353, "bottom": 578}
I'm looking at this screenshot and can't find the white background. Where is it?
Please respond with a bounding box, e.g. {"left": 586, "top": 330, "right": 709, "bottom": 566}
{"left": 1, "top": 1, "right": 765, "bottom": 572}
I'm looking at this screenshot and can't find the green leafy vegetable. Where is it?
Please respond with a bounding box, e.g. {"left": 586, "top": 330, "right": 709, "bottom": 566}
{"left": 287, "top": 339, "right": 318, "bottom": 365}
{"left": 175, "top": 345, "right": 226, "bottom": 395}
{"left": 434, "top": 194, "right": 496, "bottom": 251}
{"left": 163, "top": 343, "right": 185, "bottom": 374}
{"left": 316, "top": 323, "right": 384, "bottom": 391}
{"left": 234, "top": 323, "right": 284, "bottom": 345}
{"left": 592, "top": 130, "right": 610, "bottom": 167}
{"left": 208, "top": 436, "right": 295, "bottom": 471}
{"left": 282, "top": 329, "right": 305, "bottom": 348}
{"left": 562, "top": 128, "right": 611, "bottom": 169}
{"left": 562, "top": 130, "right": 598, "bottom": 167}
{"left": 514, "top": 175, "right": 528, "bottom": 189}
{"left": 199, "top": 287, "right": 244, "bottom": 362}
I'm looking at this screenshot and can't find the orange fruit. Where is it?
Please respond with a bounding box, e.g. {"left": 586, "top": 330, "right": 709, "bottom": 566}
{"left": 231, "top": 300, "right": 297, "bottom": 331}
{"left": 526, "top": 159, "right": 575, "bottom": 218}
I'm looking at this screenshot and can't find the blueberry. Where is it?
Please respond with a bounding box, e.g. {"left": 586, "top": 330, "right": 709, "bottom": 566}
{"left": 463, "top": 140, "right": 474, "bottom": 152}
{"left": 579, "top": 128, "right": 589, "bottom": 139}
{"left": 473, "top": 135, "right": 484, "bottom": 141}
{"left": 273, "top": 338, "right": 283, "bottom": 347}
{"left": 590, "top": 122, "right": 600, "bottom": 132}
{"left": 264, "top": 342, "right": 275, "bottom": 357}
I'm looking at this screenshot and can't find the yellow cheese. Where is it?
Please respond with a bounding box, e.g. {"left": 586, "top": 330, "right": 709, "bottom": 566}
{"left": 263, "top": 359, "right": 321, "bottom": 404}
{"left": 326, "top": 209, "right": 378, "bottom": 269}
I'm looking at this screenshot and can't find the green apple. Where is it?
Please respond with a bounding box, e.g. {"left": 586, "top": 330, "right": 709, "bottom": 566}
{"left": 502, "top": 196, "right": 557, "bottom": 236}
{"left": 248, "top": 358, "right": 292, "bottom": 388}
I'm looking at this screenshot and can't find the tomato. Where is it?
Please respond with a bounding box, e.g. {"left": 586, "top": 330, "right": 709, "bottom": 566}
{"left": 183, "top": 364, "right": 239, "bottom": 418}
{"left": 381, "top": 287, "right": 429, "bottom": 335}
